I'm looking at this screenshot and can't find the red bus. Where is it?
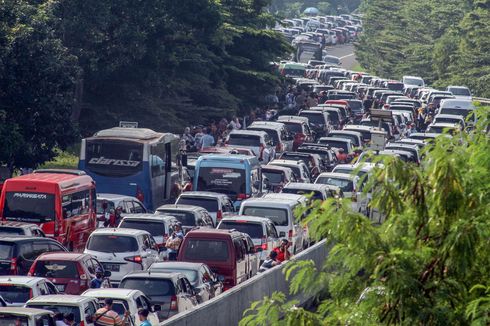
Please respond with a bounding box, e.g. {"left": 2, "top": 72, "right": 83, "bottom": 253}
{"left": 0, "top": 169, "right": 97, "bottom": 251}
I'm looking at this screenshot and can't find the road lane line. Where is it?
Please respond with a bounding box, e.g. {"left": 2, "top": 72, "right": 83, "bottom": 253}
{"left": 340, "top": 53, "right": 355, "bottom": 60}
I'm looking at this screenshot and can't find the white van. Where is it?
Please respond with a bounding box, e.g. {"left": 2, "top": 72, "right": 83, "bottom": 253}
{"left": 238, "top": 195, "right": 307, "bottom": 254}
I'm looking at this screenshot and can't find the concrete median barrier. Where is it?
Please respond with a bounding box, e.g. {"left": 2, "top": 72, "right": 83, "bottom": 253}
{"left": 161, "top": 239, "right": 328, "bottom": 326}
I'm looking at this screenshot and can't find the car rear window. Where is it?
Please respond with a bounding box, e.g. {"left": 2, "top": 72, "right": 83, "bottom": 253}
{"left": 182, "top": 239, "right": 229, "bottom": 262}
{"left": 242, "top": 207, "right": 289, "bottom": 226}
{"left": 281, "top": 188, "right": 324, "bottom": 201}
{"left": 0, "top": 285, "right": 30, "bottom": 303}
{"left": 0, "top": 227, "right": 24, "bottom": 236}
{"left": 176, "top": 197, "right": 219, "bottom": 212}
{"left": 0, "top": 243, "right": 14, "bottom": 260}
{"left": 316, "top": 177, "right": 354, "bottom": 192}
{"left": 0, "top": 315, "right": 28, "bottom": 326}
{"left": 282, "top": 122, "right": 302, "bottom": 134}
{"left": 156, "top": 210, "right": 196, "bottom": 226}
{"left": 218, "top": 221, "right": 264, "bottom": 239}
{"left": 33, "top": 261, "right": 79, "bottom": 278}
{"left": 120, "top": 278, "right": 175, "bottom": 299}
{"left": 118, "top": 220, "right": 165, "bottom": 237}
{"left": 96, "top": 200, "right": 115, "bottom": 214}
{"left": 87, "top": 235, "right": 138, "bottom": 253}
{"left": 228, "top": 134, "right": 260, "bottom": 147}
{"left": 150, "top": 268, "right": 198, "bottom": 284}
{"left": 299, "top": 112, "right": 324, "bottom": 125}
{"left": 27, "top": 305, "right": 81, "bottom": 323}
{"left": 262, "top": 171, "right": 284, "bottom": 184}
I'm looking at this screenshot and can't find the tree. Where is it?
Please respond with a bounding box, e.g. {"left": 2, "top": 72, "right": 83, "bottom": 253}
{"left": 0, "top": 0, "right": 79, "bottom": 171}
{"left": 241, "top": 109, "right": 490, "bottom": 325}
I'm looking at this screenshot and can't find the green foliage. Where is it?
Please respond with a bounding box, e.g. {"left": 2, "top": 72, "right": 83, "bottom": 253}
{"left": 0, "top": 0, "right": 79, "bottom": 171}
{"left": 39, "top": 150, "right": 79, "bottom": 169}
{"left": 241, "top": 108, "right": 490, "bottom": 324}
{"left": 356, "top": 0, "right": 490, "bottom": 97}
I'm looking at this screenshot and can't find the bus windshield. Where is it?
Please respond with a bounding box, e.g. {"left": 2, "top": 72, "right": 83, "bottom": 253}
{"left": 3, "top": 192, "right": 55, "bottom": 223}
{"left": 86, "top": 139, "right": 144, "bottom": 177}
{"left": 197, "top": 167, "right": 246, "bottom": 196}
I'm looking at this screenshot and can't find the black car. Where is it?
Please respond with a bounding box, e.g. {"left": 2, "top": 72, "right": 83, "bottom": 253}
{"left": 0, "top": 236, "right": 68, "bottom": 275}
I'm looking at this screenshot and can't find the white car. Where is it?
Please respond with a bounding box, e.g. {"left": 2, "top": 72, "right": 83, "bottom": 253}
{"left": 446, "top": 86, "right": 472, "bottom": 100}
{"left": 82, "top": 288, "right": 160, "bottom": 326}
{"left": 25, "top": 295, "right": 99, "bottom": 326}
{"left": 96, "top": 193, "right": 148, "bottom": 227}
{"left": 0, "top": 276, "right": 58, "bottom": 307}
{"left": 315, "top": 172, "right": 368, "bottom": 215}
{"left": 175, "top": 191, "right": 235, "bottom": 225}
{"left": 239, "top": 195, "right": 307, "bottom": 254}
{"left": 217, "top": 216, "right": 280, "bottom": 262}
{"left": 84, "top": 228, "right": 160, "bottom": 285}
{"left": 226, "top": 130, "right": 275, "bottom": 163}
{"left": 0, "top": 307, "right": 55, "bottom": 326}
{"left": 402, "top": 75, "right": 425, "bottom": 88}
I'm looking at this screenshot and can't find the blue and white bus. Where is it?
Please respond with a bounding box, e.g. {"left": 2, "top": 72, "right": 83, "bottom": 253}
{"left": 79, "top": 127, "right": 179, "bottom": 210}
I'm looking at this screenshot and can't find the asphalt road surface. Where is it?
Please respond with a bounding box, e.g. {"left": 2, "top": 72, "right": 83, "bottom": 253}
{"left": 324, "top": 43, "right": 358, "bottom": 70}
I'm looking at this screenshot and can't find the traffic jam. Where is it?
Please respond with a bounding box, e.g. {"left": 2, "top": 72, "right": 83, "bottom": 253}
{"left": 0, "top": 13, "right": 479, "bottom": 326}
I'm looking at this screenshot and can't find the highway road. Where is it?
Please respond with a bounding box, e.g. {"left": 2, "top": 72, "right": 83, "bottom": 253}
{"left": 324, "top": 43, "right": 358, "bottom": 70}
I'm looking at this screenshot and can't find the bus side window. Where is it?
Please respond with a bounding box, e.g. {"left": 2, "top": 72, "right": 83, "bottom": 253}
{"left": 150, "top": 142, "right": 166, "bottom": 177}
{"left": 62, "top": 190, "right": 90, "bottom": 218}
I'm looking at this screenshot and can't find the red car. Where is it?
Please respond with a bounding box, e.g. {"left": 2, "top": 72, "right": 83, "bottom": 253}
{"left": 28, "top": 252, "right": 110, "bottom": 294}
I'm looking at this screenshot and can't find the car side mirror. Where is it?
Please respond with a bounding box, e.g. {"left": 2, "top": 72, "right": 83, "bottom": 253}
{"left": 153, "top": 304, "right": 161, "bottom": 312}
{"left": 253, "top": 180, "right": 261, "bottom": 190}
{"left": 104, "top": 270, "right": 112, "bottom": 277}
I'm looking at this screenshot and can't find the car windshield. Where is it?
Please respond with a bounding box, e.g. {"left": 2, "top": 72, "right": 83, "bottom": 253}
{"left": 242, "top": 207, "right": 289, "bottom": 226}
{"left": 281, "top": 188, "right": 324, "bottom": 200}
{"left": 0, "top": 315, "right": 29, "bottom": 326}
{"left": 150, "top": 268, "right": 198, "bottom": 284}
{"left": 0, "top": 285, "right": 30, "bottom": 304}
{"left": 118, "top": 220, "right": 165, "bottom": 237}
{"left": 87, "top": 235, "right": 138, "bottom": 253}
{"left": 324, "top": 111, "right": 339, "bottom": 123}
{"left": 33, "top": 261, "right": 79, "bottom": 278}
{"left": 176, "top": 197, "right": 219, "bottom": 212}
{"left": 96, "top": 200, "right": 115, "bottom": 214}
{"left": 248, "top": 128, "right": 278, "bottom": 145}
{"left": 283, "top": 68, "right": 305, "bottom": 77}
{"left": 387, "top": 83, "right": 404, "bottom": 91}
{"left": 262, "top": 171, "right": 284, "bottom": 184}
{"left": 27, "top": 305, "right": 81, "bottom": 323}
{"left": 196, "top": 167, "right": 246, "bottom": 196}
{"left": 0, "top": 227, "right": 24, "bottom": 236}
{"left": 320, "top": 140, "right": 348, "bottom": 152}
{"left": 449, "top": 88, "right": 470, "bottom": 96}
{"left": 300, "top": 113, "right": 324, "bottom": 125}
{"left": 316, "top": 177, "right": 354, "bottom": 192}
{"left": 3, "top": 192, "right": 55, "bottom": 223}
{"left": 329, "top": 134, "right": 359, "bottom": 146}
{"left": 120, "top": 278, "right": 175, "bottom": 300}
{"left": 347, "top": 100, "right": 363, "bottom": 113}
{"left": 440, "top": 108, "right": 472, "bottom": 118}
{"left": 404, "top": 78, "right": 424, "bottom": 86}
{"left": 182, "top": 239, "right": 229, "bottom": 262}
{"left": 228, "top": 134, "right": 261, "bottom": 147}
{"left": 156, "top": 210, "right": 196, "bottom": 226}
{"left": 218, "top": 221, "right": 264, "bottom": 238}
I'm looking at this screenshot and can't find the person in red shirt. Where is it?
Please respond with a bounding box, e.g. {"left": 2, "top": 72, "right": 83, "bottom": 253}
{"left": 273, "top": 239, "right": 291, "bottom": 262}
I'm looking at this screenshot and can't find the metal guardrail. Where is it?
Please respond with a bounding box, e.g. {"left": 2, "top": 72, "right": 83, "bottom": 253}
{"left": 473, "top": 97, "right": 490, "bottom": 104}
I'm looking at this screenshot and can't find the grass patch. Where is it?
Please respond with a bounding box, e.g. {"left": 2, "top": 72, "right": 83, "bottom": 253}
{"left": 350, "top": 62, "right": 365, "bottom": 72}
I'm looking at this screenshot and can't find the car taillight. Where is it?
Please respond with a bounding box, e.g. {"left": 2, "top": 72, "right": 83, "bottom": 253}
{"left": 124, "top": 256, "right": 143, "bottom": 264}
{"left": 288, "top": 230, "right": 293, "bottom": 240}
{"left": 10, "top": 258, "right": 17, "bottom": 275}
{"left": 295, "top": 133, "right": 306, "bottom": 141}
{"left": 217, "top": 210, "right": 223, "bottom": 222}
{"left": 79, "top": 321, "right": 85, "bottom": 326}
{"left": 237, "top": 193, "right": 248, "bottom": 200}
{"left": 170, "top": 295, "right": 178, "bottom": 310}
{"left": 29, "top": 288, "right": 33, "bottom": 299}
{"left": 261, "top": 236, "right": 268, "bottom": 250}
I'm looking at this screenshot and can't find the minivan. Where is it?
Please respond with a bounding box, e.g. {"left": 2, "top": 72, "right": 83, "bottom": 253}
{"left": 0, "top": 237, "right": 67, "bottom": 276}
{"left": 239, "top": 195, "right": 307, "bottom": 254}
{"left": 177, "top": 229, "right": 256, "bottom": 290}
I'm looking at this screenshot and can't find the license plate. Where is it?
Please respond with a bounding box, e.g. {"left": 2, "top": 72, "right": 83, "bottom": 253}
{"left": 103, "top": 263, "right": 120, "bottom": 272}
{"left": 55, "top": 284, "right": 65, "bottom": 292}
